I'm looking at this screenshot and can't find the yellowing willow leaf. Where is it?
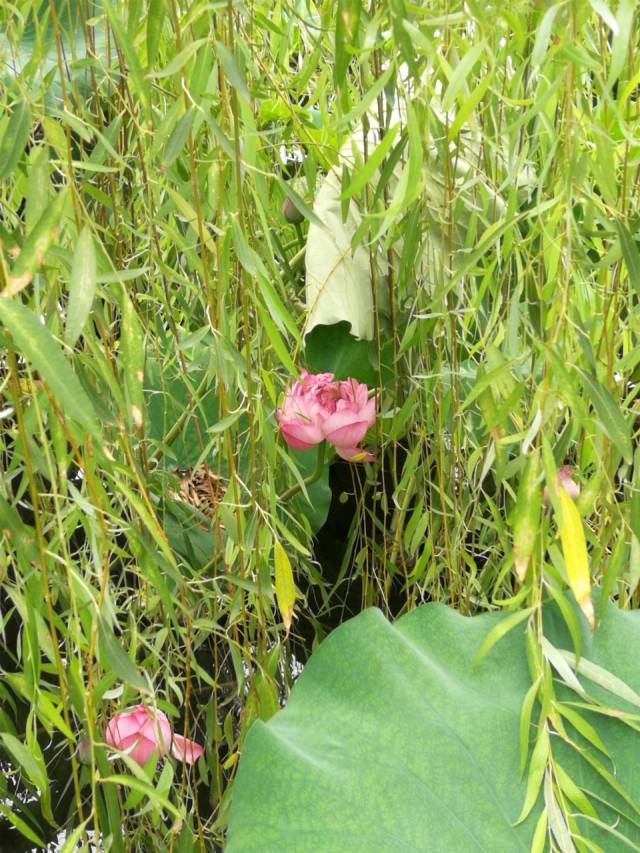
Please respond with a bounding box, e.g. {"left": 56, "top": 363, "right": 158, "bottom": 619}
{"left": 119, "top": 292, "right": 145, "bottom": 432}
{"left": 7, "top": 190, "right": 67, "bottom": 295}
{"left": 557, "top": 488, "right": 594, "bottom": 628}
{"left": 274, "top": 539, "right": 296, "bottom": 637}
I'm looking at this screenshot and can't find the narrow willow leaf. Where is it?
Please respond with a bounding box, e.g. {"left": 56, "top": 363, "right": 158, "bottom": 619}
{"left": 555, "top": 703, "right": 609, "bottom": 756}
{"left": 149, "top": 39, "right": 208, "bottom": 79}
{"left": 165, "top": 186, "right": 215, "bottom": 251}
{"left": 542, "top": 638, "right": 586, "bottom": 697}
{"left": 557, "top": 488, "right": 594, "bottom": 627}
{"left": 335, "top": 0, "right": 362, "bottom": 86}
{"left": 25, "top": 146, "right": 50, "bottom": 233}
{"left": 215, "top": 41, "right": 249, "bottom": 100}
{"left": 442, "top": 41, "right": 486, "bottom": 111}
{"left": 103, "top": 0, "right": 151, "bottom": 114}
{"left": 116, "top": 479, "right": 178, "bottom": 568}
{"left": 546, "top": 583, "right": 582, "bottom": 661}
{"left": 7, "top": 190, "right": 67, "bottom": 295}
{"left": 578, "top": 748, "right": 640, "bottom": 816}
{"left": 256, "top": 303, "right": 297, "bottom": 375}
{"left": 94, "top": 750, "right": 125, "bottom": 853}
{"left": 544, "top": 771, "right": 576, "bottom": 853}
{"left": 576, "top": 815, "right": 639, "bottom": 849}
{"left": 560, "top": 650, "right": 640, "bottom": 710}
{"left": 120, "top": 292, "right": 145, "bottom": 431}
{"left": 569, "top": 836, "right": 605, "bottom": 853}
{"left": 162, "top": 108, "right": 194, "bottom": 167}
{"left": 531, "top": 4, "right": 562, "bottom": 70}
{"left": 607, "top": 0, "right": 634, "bottom": 87}
{"left": 512, "top": 449, "right": 542, "bottom": 581}
{"left": 97, "top": 619, "right": 150, "bottom": 694}
{"left": 555, "top": 764, "right": 598, "bottom": 818}
{"left": 66, "top": 226, "right": 97, "bottom": 346}
{"left": 337, "top": 64, "right": 394, "bottom": 129}
{"left": 101, "top": 775, "right": 182, "bottom": 819}
{"left": 519, "top": 676, "right": 542, "bottom": 777}
{"left": 0, "top": 733, "right": 47, "bottom": 795}
{"left": 473, "top": 606, "right": 534, "bottom": 666}
{"left": 404, "top": 101, "right": 424, "bottom": 204}
{"left": 462, "top": 358, "right": 520, "bottom": 411}
{"left": 587, "top": 0, "right": 619, "bottom": 32}
{"left": 208, "top": 411, "right": 243, "bottom": 434}
{"left": 97, "top": 267, "right": 149, "bottom": 284}
{"left": 630, "top": 534, "right": 640, "bottom": 596}
{"left": 631, "top": 446, "right": 640, "bottom": 541}
{"left": 274, "top": 539, "right": 296, "bottom": 637}
{"left": 0, "top": 100, "right": 31, "bottom": 179}
{"left": 630, "top": 446, "right": 640, "bottom": 594}
{"left": 0, "top": 494, "right": 38, "bottom": 564}
{"left": 531, "top": 807, "right": 548, "bottom": 853}
{"left": 616, "top": 220, "right": 640, "bottom": 299}
{"left": 516, "top": 722, "right": 549, "bottom": 823}
{"left": 599, "top": 536, "right": 627, "bottom": 622}
{"left": 449, "top": 69, "right": 493, "bottom": 138}
{"left": 390, "top": 0, "right": 417, "bottom": 75}
{"left": 59, "top": 818, "right": 91, "bottom": 853}
{"left": 0, "top": 299, "right": 99, "bottom": 436}
{"left": 340, "top": 124, "right": 400, "bottom": 199}
{"left": 582, "top": 373, "right": 632, "bottom": 464}
{"left": 146, "top": 0, "right": 166, "bottom": 67}
{"left": 0, "top": 804, "right": 45, "bottom": 847}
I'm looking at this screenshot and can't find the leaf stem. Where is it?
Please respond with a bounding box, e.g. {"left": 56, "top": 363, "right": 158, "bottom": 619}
{"left": 280, "top": 443, "right": 327, "bottom": 502}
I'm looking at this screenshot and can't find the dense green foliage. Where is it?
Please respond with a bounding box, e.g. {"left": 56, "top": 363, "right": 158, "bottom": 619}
{"left": 0, "top": 0, "right": 639, "bottom": 849}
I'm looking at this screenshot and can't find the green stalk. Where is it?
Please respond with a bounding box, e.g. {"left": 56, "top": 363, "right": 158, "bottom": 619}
{"left": 279, "top": 443, "right": 326, "bottom": 503}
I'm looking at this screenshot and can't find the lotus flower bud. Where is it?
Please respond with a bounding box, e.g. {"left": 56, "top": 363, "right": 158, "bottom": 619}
{"left": 544, "top": 465, "right": 580, "bottom": 505}
{"left": 282, "top": 197, "right": 305, "bottom": 224}
{"left": 77, "top": 737, "right": 91, "bottom": 765}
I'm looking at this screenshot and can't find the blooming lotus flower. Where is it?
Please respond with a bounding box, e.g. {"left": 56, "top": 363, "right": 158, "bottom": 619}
{"left": 324, "top": 378, "right": 376, "bottom": 461}
{"left": 277, "top": 372, "right": 376, "bottom": 461}
{"left": 105, "top": 704, "right": 204, "bottom": 766}
{"left": 277, "top": 371, "right": 333, "bottom": 451}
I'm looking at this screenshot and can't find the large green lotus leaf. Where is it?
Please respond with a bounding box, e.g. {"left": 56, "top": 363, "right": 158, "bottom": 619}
{"left": 304, "top": 322, "right": 378, "bottom": 385}
{"left": 227, "top": 601, "right": 640, "bottom": 852}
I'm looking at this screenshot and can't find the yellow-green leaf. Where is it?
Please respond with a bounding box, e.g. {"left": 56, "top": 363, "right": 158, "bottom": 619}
{"left": 274, "top": 539, "right": 296, "bottom": 637}
{"left": 66, "top": 226, "right": 97, "bottom": 346}
{"left": 0, "top": 100, "right": 31, "bottom": 179}
{"left": 7, "top": 190, "right": 67, "bottom": 295}
{"left": 0, "top": 298, "right": 100, "bottom": 437}
{"left": 557, "top": 487, "right": 594, "bottom": 628}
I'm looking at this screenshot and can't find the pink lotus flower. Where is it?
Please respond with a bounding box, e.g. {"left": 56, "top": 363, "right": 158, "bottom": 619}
{"left": 277, "top": 372, "right": 376, "bottom": 462}
{"left": 105, "top": 704, "right": 204, "bottom": 766}
{"left": 544, "top": 466, "right": 580, "bottom": 505}
{"left": 277, "top": 371, "right": 333, "bottom": 451}
{"left": 323, "top": 378, "right": 376, "bottom": 462}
